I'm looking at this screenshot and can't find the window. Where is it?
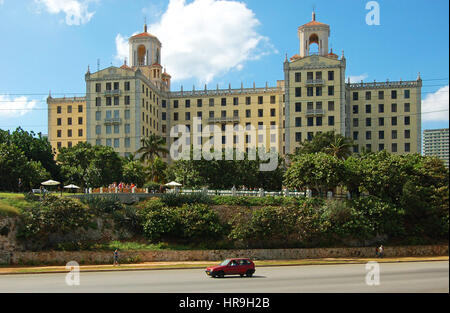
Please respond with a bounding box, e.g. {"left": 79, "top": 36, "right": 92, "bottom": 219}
{"left": 78, "top": 117, "right": 83, "bottom": 125}
{"left": 328, "top": 71, "right": 334, "bottom": 81}
{"left": 295, "top": 87, "right": 302, "bottom": 97}
{"left": 391, "top": 116, "right": 397, "bottom": 126}
{"left": 295, "top": 117, "right": 302, "bottom": 127}
{"left": 366, "top": 144, "right": 372, "bottom": 151}
{"left": 404, "top": 103, "right": 410, "bottom": 112}
{"left": 246, "top": 109, "right": 251, "bottom": 118}
{"left": 353, "top": 131, "right": 359, "bottom": 140}
{"left": 405, "top": 143, "right": 411, "bottom": 152}
{"left": 233, "top": 110, "right": 239, "bottom": 117}
{"left": 173, "top": 100, "right": 179, "bottom": 108}
{"left": 67, "top": 129, "right": 72, "bottom": 137}
{"left": 258, "top": 109, "right": 263, "bottom": 117}
{"left": 379, "top": 144, "right": 385, "bottom": 151}
{"left": 366, "top": 118, "right": 371, "bottom": 127}
{"left": 174, "top": 112, "right": 178, "bottom": 121}
{"left": 114, "top": 138, "right": 119, "bottom": 148}
{"left": 68, "top": 142, "right": 72, "bottom": 148}
{"left": 404, "top": 90, "right": 410, "bottom": 99}
{"left": 106, "top": 125, "right": 111, "bottom": 134}
{"left": 185, "top": 112, "right": 190, "bottom": 121}
{"left": 258, "top": 96, "right": 263, "bottom": 104}
{"left": 67, "top": 118, "right": 72, "bottom": 125}
{"left": 57, "top": 106, "right": 61, "bottom": 114}
{"left": 328, "top": 116, "right": 335, "bottom": 126}
{"left": 125, "top": 110, "right": 130, "bottom": 119}
{"left": 114, "top": 82, "right": 119, "bottom": 90}
{"left": 270, "top": 108, "right": 276, "bottom": 117}
{"left": 366, "top": 104, "right": 371, "bottom": 113}
{"left": 57, "top": 118, "right": 61, "bottom": 126}
{"left": 208, "top": 98, "right": 214, "bottom": 107}
{"left": 316, "top": 87, "right": 322, "bottom": 96}
{"left": 307, "top": 87, "right": 314, "bottom": 97}
{"left": 378, "top": 91, "right": 384, "bottom": 100}
{"left": 353, "top": 105, "right": 359, "bottom": 114}
{"left": 95, "top": 125, "right": 101, "bottom": 135}
{"left": 245, "top": 97, "right": 251, "bottom": 105}
{"left": 316, "top": 117, "right": 322, "bottom": 126}
{"left": 185, "top": 99, "right": 190, "bottom": 108}
{"left": 307, "top": 72, "right": 313, "bottom": 80}
{"left": 95, "top": 83, "right": 101, "bottom": 92}
{"left": 391, "top": 90, "right": 397, "bottom": 99}
{"left": 162, "top": 112, "right": 166, "bottom": 120}
{"left": 221, "top": 98, "right": 226, "bottom": 106}
{"left": 95, "top": 97, "right": 101, "bottom": 106}
{"left": 221, "top": 110, "right": 227, "bottom": 118}
{"left": 392, "top": 143, "right": 397, "bottom": 153}
{"left": 392, "top": 130, "right": 397, "bottom": 139}
{"left": 307, "top": 117, "right": 314, "bottom": 126}
{"left": 353, "top": 118, "right": 359, "bottom": 127}
{"left": 106, "top": 97, "right": 112, "bottom": 106}
{"left": 365, "top": 91, "right": 371, "bottom": 100}
{"left": 162, "top": 100, "right": 166, "bottom": 108}
{"left": 307, "top": 132, "right": 314, "bottom": 141}
{"left": 125, "top": 124, "right": 130, "bottom": 134}
{"left": 404, "top": 116, "right": 410, "bottom": 125}
{"left": 353, "top": 92, "right": 359, "bottom": 101}
{"left": 106, "top": 139, "right": 112, "bottom": 147}
{"left": 124, "top": 81, "right": 130, "bottom": 91}
{"left": 328, "top": 86, "right": 334, "bottom": 96}
{"left": 391, "top": 103, "right": 397, "bottom": 112}
{"left": 106, "top": 83, "right": 112, "bottom": 91}
{"left": 270, "top": 96, "right": 276, "bottom": 104}
{"left": 405, "top": 129, "right": 410, "bottom": 139}
{"left": 378, "top": 117, "right": 384, "bottom": 126}
{"left": 295, "top": 102, "right": 302, "bottom": 112}
{"left": 378, "top": 103, "right": 384, "bottom": 113}
{"left": 233, "top": 97, "right": 239, "bottom": 106}
{"left": 67, "top": 105, "right": 72, "bottom": 113}
{"left": 125, "top": 138, "right": 130, "bottom": 148}
{"left": 295, "top": 72, "right": 301, "bottom": 82}
{"left": 78, "top": 129, "right": 83, "bottom": 137}
{"left": 295, "top": 132, "right": 302, "bottom": 142}
{"left": 125, "top": 96, "right": 130, "bottom": 105}
{"left": 328, "top": 101, "right": 334, "bottom": 111}
{"left": 78, "top": 105, "right": 83, "bottom": 113}
{"left": 57, "top": 130, "right": 61, "bottom": 137}
{"left": 379, "top": 130, "right": 384, "bottom": 139}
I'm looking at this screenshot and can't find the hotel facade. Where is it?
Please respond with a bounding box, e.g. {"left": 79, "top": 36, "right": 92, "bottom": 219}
{"left": 47, "top": 13, "right": 422, "bottom": 160}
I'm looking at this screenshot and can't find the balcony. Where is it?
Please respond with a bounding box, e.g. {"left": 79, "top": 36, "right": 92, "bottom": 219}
{"left": 207, "top": 116, "right": 240, "bottom": 123}
{"left": 305, "top": 109, "right": 325, "bottom": 116}
{"left": 104, "top": 118, "right": 122, "bottom": 125}
{"left": 104, "top": 89, "right": 121, "bottom": 96}
{"left": 305, "top": 79, "right": 324, "bottom": 86}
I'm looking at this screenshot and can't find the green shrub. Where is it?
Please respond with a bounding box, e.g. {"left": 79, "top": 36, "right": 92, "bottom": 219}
{"left": 160, "top": 192, "right": 213, "bottom": 207}
{"left": 141, "top": 206, "right": 179, "bottom": 241}
{"left": 177, "top": 203, "right": 224, "bottom": 241}
{"left": 81, "top": 195, "right": 124, "bottom": 214}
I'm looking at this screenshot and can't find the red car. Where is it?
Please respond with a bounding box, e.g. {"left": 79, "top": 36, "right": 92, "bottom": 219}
{"left": 205, "top": 258, "right": 255, "bottom": 278}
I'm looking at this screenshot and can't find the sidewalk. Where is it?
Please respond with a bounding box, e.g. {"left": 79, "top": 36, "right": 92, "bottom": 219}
{"left": 0, "top": 256, "right": 447, "bottom": 275}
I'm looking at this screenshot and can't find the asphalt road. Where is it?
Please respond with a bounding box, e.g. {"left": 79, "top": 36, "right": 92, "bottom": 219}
{"left": 0, "top": 261, "right": 448, "bottom": 293}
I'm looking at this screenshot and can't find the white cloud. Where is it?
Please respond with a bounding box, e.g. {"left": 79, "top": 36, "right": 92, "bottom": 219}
{"left": 422, "top": 85, "right": 449, "bottom": 122}
{"left": 346, "top": 74, "right": 369, "bottom": 83}
{"left": 34, "top": 0, "right": 95, "bottom": 25}
{"left": 0, "top": 0, "right": 4, "bottom": 6}
{"left": 115, "top": 34, "right": 129, "bottom": 63}
{"left": 0, "top": 95, "right": 38, "bottom": 118}
{"left": 115, "top": 0, "right": 277, "bottom": 83}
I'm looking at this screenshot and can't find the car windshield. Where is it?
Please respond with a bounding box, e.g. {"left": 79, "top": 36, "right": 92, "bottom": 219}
{"left": 219, "top": 259, "right": 231, "bottom": 266}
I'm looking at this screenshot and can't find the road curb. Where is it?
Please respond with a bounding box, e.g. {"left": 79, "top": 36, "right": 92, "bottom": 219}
{"left": 0, "top": 257, "right": 447, "bottom": 275}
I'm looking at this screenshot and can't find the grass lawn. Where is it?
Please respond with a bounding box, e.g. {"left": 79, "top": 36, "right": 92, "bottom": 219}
{"left": 0, "top": 193, "right": 31, "bottom": 216}
{"left": 92, "top": 241, "right": 192, "bottom": 251}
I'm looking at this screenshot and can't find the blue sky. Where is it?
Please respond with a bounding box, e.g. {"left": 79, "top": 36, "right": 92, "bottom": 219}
{"left": 0, "top": 0, "right": 448, "bottom": 135}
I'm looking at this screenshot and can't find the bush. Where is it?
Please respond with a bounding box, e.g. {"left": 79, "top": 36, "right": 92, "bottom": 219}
{"left": 81, "top": 195, "right": 124, "bottom": 214}
{"left": 177, "top": 203, "right": 224, "bottom": 241}
{"left": 160, "top": 192, "right": 213, "bottom": 207}
{"left": 18, "top": 195, "right": 92, "bottom": 243}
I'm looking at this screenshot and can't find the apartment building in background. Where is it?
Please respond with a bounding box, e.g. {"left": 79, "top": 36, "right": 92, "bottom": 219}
{"left": 423, "top": 128, "right": 449, "bottom": 167}
{"left": 48, "top": 13, "right": 422, "bottom": 160}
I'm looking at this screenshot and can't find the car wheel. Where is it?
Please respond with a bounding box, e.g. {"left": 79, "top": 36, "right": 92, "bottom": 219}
{"left": 211, "top": 273, "right": 217, "bottom": 278}
{"left": 246, "top": 270, "right": 253, "bottom": 277}
{"left": 240, "top": 274, "right": 244, "bottom": 278}
{"left": 218, "top": 271, "right": 225, "bottom": 278}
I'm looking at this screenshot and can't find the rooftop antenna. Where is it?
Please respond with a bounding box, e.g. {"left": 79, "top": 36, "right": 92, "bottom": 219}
{"left": 312, "top": 4, "right": 316, "bottom": 21}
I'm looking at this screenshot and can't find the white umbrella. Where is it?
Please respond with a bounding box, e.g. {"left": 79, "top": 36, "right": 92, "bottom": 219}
{"left": 41, "top": 180, "right": 60, "bottom": 186}
{"left": 165, "top": 181, "right": 182, "bottom": 187}
{"left": 64, "top": 184, "right": 80, "bottom": 189}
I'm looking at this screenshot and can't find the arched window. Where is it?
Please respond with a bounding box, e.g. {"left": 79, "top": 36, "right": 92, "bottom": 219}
{"left": 137, "top": 45, "right": 146, "bottom": 66}
{"left": 308, "top": 34, "right": 319, "bottom": 55}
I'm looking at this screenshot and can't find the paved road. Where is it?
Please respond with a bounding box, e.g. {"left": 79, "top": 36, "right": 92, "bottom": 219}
{"left": 0, "top": 261, "right": 448, "bottom": 293}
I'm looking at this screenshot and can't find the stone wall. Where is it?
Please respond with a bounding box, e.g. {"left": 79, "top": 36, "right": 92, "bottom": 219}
{"left": 9, "top": 245, "right": 448, "bottom": 266}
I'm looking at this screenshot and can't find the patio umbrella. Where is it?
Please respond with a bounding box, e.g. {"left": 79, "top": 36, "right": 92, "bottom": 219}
{"left": 165, "top": 181, "right": 182, "bottom": 187}
{"left": 64, "top": 184, "right": 80, "bottom": 189}
{"left": 41, "top": 180, "right": 60, "bottom": 186}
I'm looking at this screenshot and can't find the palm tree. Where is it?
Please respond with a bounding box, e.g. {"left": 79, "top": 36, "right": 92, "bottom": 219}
{"left": 146, "top": 157, "right": 167, "bottom": 183}
{"left": 136, "top": 134, "right": 169, "bottom": 163}
{"left": 325, "top": 135, "right": 353, "bottom": 160}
